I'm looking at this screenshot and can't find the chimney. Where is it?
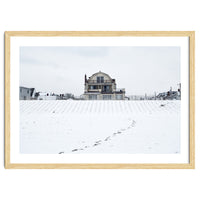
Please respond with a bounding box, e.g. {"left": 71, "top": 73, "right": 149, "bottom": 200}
{"left": 85, "top": 74, "right": 87, "bottom": 83}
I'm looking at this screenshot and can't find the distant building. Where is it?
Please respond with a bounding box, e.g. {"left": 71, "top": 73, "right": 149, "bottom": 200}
{"left": 19, "top": 87, "right": 36, "bottom": 100}
{"left": 157, "top": 87, "right": 181, "bottom": 100}
{"left": 36, "top": 92, "right": 76, "bottom": 100}
{"left": 37, "top": 92, "right": 58, "bottom": 100}
{"left": 128, "top": 95, "right": 145, "bottom": 100}
{"left": 83, "top": 71, "right": 125, "bottom": 100}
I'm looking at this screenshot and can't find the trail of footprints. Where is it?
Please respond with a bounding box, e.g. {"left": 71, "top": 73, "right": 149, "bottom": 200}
{"left": 59, "top": 120, "right": 136, "bottom": 154}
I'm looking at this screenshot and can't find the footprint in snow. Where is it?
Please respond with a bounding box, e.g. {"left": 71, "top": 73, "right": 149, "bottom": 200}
{"left": 105, "top": 136, "right": 111, "bottom": 141}
{"left": 113, "top": 131, "right": 121, "bottom": 136}
{"left": 71, "top": 120, "right": 136, "bottom": 152}
{"left": 93, "top": 141, "right": 102, "bottom": 146}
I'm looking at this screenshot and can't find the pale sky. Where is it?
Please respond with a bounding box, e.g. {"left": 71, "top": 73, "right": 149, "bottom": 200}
{"left": 20, "top": 46, "right": 180, "bottom": 96}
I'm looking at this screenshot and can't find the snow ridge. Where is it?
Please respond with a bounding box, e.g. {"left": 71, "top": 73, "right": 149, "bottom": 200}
{"left": 20, "top": 100, "right": 180, "bottom": 115}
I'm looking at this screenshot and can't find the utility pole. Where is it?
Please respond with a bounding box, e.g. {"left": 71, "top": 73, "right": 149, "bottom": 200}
{"left": 178, "top": 83, "right": 181, "bottom": 96}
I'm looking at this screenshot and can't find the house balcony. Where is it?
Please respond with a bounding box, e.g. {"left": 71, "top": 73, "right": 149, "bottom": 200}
{"left": 88, "top": 80, "right": 113, "bottom": 84}
{"left": 87, "top": 89, "right": 113, "bottom": 94}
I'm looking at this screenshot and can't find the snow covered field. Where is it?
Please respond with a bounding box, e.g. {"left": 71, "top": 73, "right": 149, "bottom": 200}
{"left": 20, "top": 100, "right": 180, "bottom": 154}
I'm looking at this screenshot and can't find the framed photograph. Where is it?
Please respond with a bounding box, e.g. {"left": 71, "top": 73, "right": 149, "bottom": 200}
{"left": 5, "top": 31, "right": 195, "bottom": 169}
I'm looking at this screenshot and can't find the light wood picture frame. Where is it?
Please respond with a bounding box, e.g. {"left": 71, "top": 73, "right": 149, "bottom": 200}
{"left": 5, "top": 31, "right": 195, "bottom": 169}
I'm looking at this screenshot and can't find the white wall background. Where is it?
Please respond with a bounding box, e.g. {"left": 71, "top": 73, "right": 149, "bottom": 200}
{"left": 0, "top": 0, "right": 199, "bottom": 200}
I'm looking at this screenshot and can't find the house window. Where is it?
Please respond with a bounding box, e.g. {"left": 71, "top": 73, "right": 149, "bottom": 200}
{"left": 89, "top": 85, "right": 98, "bottom": 90}
{"left": 89, "top": 95, "right": 97, "bottom": 100}
{"left": 103, "top": 85, "right": 110, "bottom": 92}
{"left": 103, "top": 95, "right": 111, "bottom": 100}
{"left": 116, "top": 94, "right": 123, "bottom": 100}
{"left": 27, "top": 90, "right": 29, "bottom": 94}
{"left": 97, "top": 76, "right": 104, "bottom": 83}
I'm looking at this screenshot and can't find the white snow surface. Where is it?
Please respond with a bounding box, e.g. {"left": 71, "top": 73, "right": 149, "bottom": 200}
{"left": 20, "top": 100, "right": 180, "bottom": 154}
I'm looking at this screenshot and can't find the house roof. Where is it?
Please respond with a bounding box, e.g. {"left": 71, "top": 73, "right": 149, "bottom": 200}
{"left": 88, "top": 71, "right": 112, "bottom": 81}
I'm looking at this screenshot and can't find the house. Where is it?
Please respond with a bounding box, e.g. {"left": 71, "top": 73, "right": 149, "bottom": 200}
{"left": 157, "top": 87, "right": 181, "bottom": 100}
{"left": 83, "top": 71, "right": 125, "bottom": 100}
{"left": 19, "top": 87, "right": 36, "bottom": 100}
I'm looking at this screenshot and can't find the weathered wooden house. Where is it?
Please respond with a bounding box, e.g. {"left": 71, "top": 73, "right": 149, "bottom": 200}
{"left": 83, "top": 71, "right": 125, "bottom": 100}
